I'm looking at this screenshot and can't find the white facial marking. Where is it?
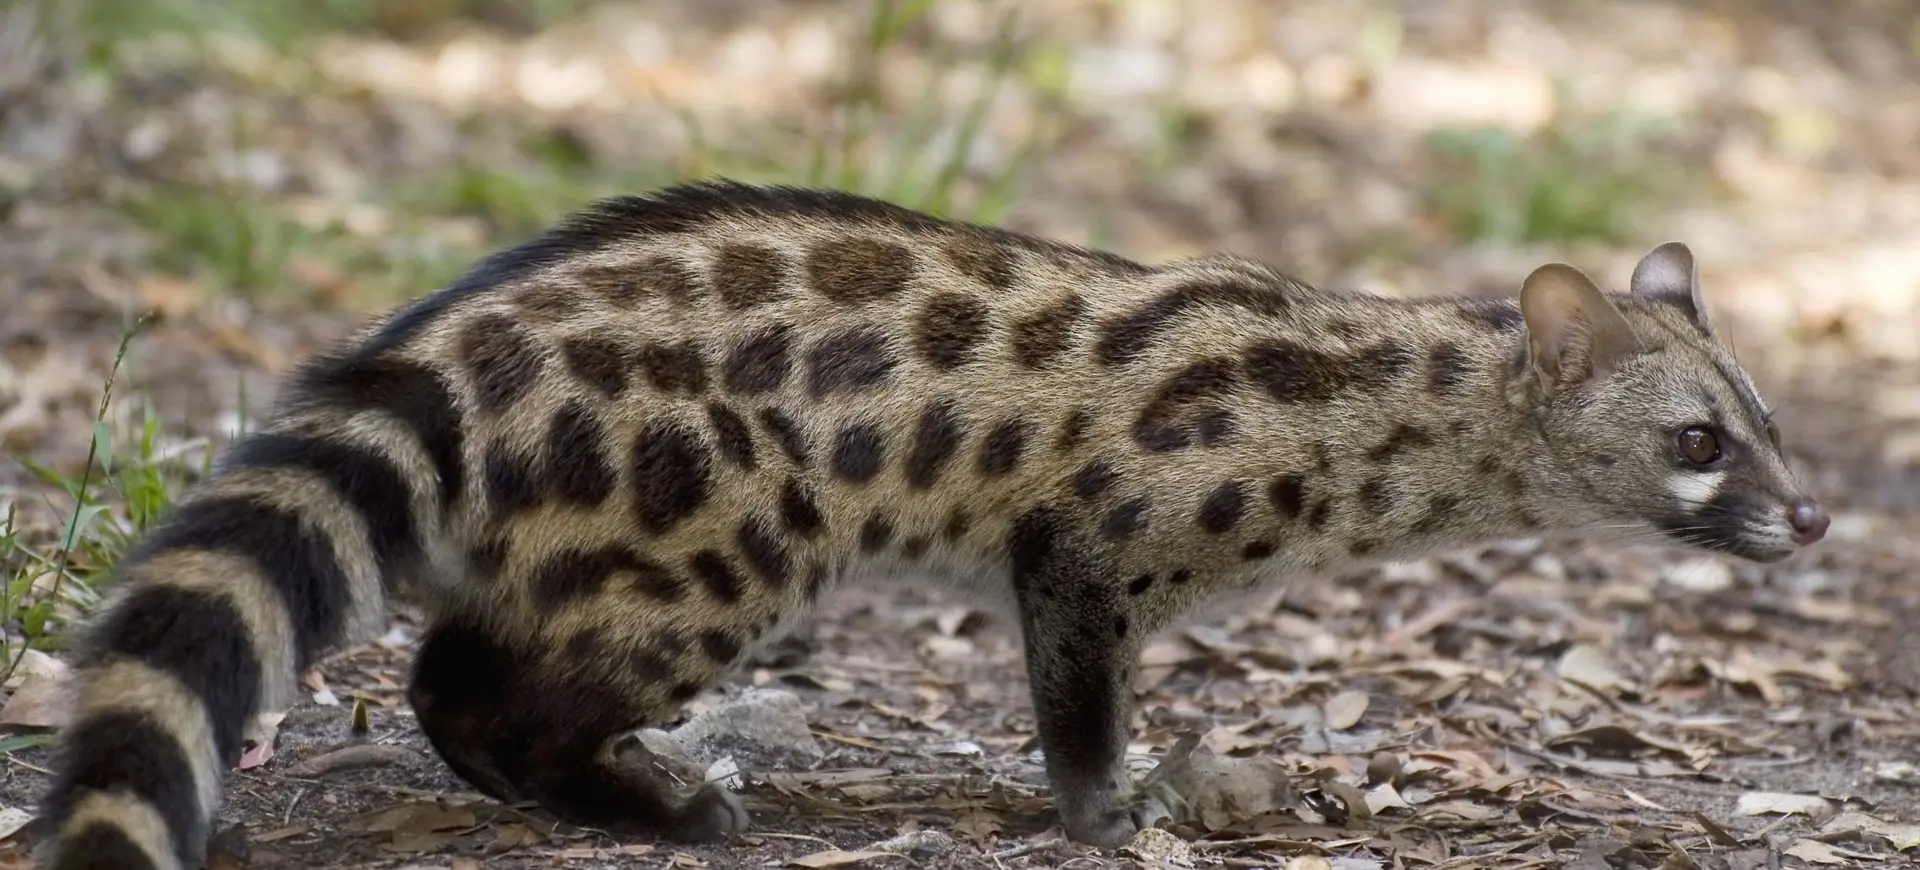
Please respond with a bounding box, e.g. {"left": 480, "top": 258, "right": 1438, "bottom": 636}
{"left": 1666, "top": 470, "right": 1724, "bottom": 509}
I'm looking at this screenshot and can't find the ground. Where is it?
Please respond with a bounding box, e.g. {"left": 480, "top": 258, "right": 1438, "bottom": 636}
{"left": 1, "top": 1, "right": 1919, "bottom": 868}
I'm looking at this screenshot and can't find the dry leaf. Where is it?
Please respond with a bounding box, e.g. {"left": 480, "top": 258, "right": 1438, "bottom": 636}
{"left": 1556, "top": 644, "right": 1628, "bottom": 694}
{"left": 361, "top": 801, "right": 478, "bottom": 835}
{"left": 1733, "top": 792, "right": 1833, "bottom": 818}
{"left": 1364, "top": 783, "right": 1412, "bottom": 814}
{"left": 950, "top": 808, "right": 1005, "bottom": 840}
{"left": 0, "top": 807, "right": 33, "bottom": 840}
{"left": 1818, "top": 811, "right": 1920, "bottom": 851}
{"left": 1783, "top": 839, "right": 1848, "bottom": 864}
{"left": 1322, "top": 690, "right": 1369, "bottom": 730}
{"left": 786, "top": 849, "right": 896, "bottom": 868}
{"left": 0, "top": 670, "right": 73, "bottom": 728}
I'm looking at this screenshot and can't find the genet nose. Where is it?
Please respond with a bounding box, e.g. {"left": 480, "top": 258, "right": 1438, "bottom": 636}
{"left": 1788, "top": 500, "right": 1830, "bottom": 545}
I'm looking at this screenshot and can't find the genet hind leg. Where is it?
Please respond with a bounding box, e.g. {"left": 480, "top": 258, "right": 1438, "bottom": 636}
{"left": 407, "top": 616, "right": 747, "bottom": 841}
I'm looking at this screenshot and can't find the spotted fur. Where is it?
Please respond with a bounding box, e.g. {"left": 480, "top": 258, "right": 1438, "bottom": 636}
{"left": 35, "top": 181, "right": 1827, "bottom": 869}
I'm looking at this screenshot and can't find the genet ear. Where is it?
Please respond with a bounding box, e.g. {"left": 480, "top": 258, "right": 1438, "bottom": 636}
{"left": 1629, "top": 241, "right": 1712, "bottom": 331}
{"left": 1520, "top": 262, "right": 1644, "bottom": 392}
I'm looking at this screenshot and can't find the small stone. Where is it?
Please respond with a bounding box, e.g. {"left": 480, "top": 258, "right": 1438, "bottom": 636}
{"left": 867, "top": 829, "right": 957, "bottom": 859}
{"left": 636, "top": 687, "right": 822, "bottom": 767}
{"left": 1118, "top": 827, "right": 1193, "bottom": 865}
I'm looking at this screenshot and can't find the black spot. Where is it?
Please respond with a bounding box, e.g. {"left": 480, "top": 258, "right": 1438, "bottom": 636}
{"left": 1133, "top": 357, "right": 1240, "bottom": 453}
{"left": 457, "top": 313, "right": 546, "bottom": 411}
{"left": 287, "top": 354, "right": 465, "bottom": 509}
{"left": 900, "top": 536, "right": 930, "bottom": 559}
{"left": 737, "top": 518, "right": 790, "bottom": 587}
{"left": 1269, "top": 475, "right": 1305, "bottom": 518}
{"left": 905, "top": 401, "right": 963, "bottom": 489}
{"left": 977, "top": 417, "right": 1029, "bottom": 477}
{"left": 711, "top": 243, "right": 789, "bottom": 309}
{"left": 1058, "top": 409, "right": 1092, "bottom": 450}
{"left": 1244, "top": 339, "right": 1415, "bottom": 403}
{"left": 224, "top": 432, "right": 421, "bottom": 583}
{"left": 1101, "top": 498, "right": 1149, "bottom": 540}
{"left": 1350, "top": 538, "right": 1379, "bottom": 556}
{"left": 859, "top": 515, "right": 894, "bottom": 552}
{"left": 807, "top": 237, "right": 914, "bottom": 303}
{"left": 484, "top": 446, "right": 542, "bottom": 515}
{"left": 758, "top": 408, "right": 809, "bottom": 463}
{"left": 808, "top": 326, "right": 897, "bottom": 397}
{"left": 779, "top": 478, "right": 824, "bottom": 537}
{"left": 1367, "top": 424, "right": 1432, "bottom": 463}
{"left": 1168, "top": 568, "right": 1192, "bottom": 585}
{"left": 124, "top": 497, "right": 348, "bottom": 673}
{"left": 1197, "top": 480, "right": 1248, "bottom": 534}
{"left": 1098, "top": 278, "right": 1293, "bottom": 366}
{"left": 1242, "top": 541, "right": 1275, "bottom": 560}
{"left": 1305, "top": 499, "right": 1331, "bottom": 529}
{"left": 943, "top": 509, "right": 971, "bottom": 542}
{"left": 705, "top": 403, "right": 758, "bottom": 470}
{"left": 1196, "top": 411, "right": 1237, "bottom": 446}
{"left": 700, "top": 630, "right": 742, "bottom": 664}
{"left": 831, "top": 423, "right": 886, "bottom": 483}
{"left": 668, "top": 681, "right": 703, "bottom": 702}
{"left": 636, "top": 342, "right": 708, "bottom": 394}
{"left": 564, "top": 629, "right": 605, "bottom": 661}
{"left": 1011, "top": 294, "right": 1085, "bottom": 369}
{"left": 43, "top": 712, "right": 207, "bottom": 869}
{"left": 546, "top": 403, "right": 617, "bottom": 505}
{"left": 723, "top": 325, "right": 794, "bottom": 394}
{"left": 530, "top": 546, "right": 684, "bottom": 612}
{"left": 1427, "top": 343, "right": 1473, "bottom": 397}
{"left": 1073, "top": 461, "right": 1116, "bottom": 499}
{"left": 596, "top": 256, "right": 703, "bottom": 306}
{"left": 1358, "top": 476, "right": 1393, "bottom": 515}
{"left": 913, "top": 292, "right": 992, "bottom": 370}
{"left": 1411, "top": 494, "right": 1463, "bottom": 535}
{"left": 560, "top": 335, "right": 630, "bottom": 397}
{"left": 632, "top": 421, "right": 712, "bottom": 533}
{"left": 515, "top": 283, "right": 585, "bottom": 321}
{"left": 946, "top": 235, "right": 1019, "bottom": 291}
{"left": 1112, "top": 615, "right": 1129, "bottom": 640}
{"left": 1126, "top": 574, "right": 1153, "bottom": 595}
{"left": 688, "top": 550, "right": 744, "bottom": 602}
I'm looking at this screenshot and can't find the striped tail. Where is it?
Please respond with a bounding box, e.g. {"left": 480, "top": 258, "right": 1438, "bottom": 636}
{"left": 35, "top": 419, "right": 433, "bottom": 870}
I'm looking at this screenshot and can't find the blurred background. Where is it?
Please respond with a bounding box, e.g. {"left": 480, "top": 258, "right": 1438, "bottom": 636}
{"left": 1, "top": 1, "right": 1917, "bottom": 867}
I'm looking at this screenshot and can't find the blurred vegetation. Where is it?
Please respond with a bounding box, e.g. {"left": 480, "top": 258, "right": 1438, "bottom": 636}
{"left": 3, "top": 0, "right": 1053, "bottom": 661}
{"left": 1421, "top": 92, "right": 1686, "bottom": 246}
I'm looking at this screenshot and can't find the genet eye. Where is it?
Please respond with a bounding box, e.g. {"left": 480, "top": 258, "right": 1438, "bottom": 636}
{"left": 1678, "top": 426, "right": 1722, "bottom": 466}
{"left": 1764, "top": 420, "right": 1781, "bottom": 449}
